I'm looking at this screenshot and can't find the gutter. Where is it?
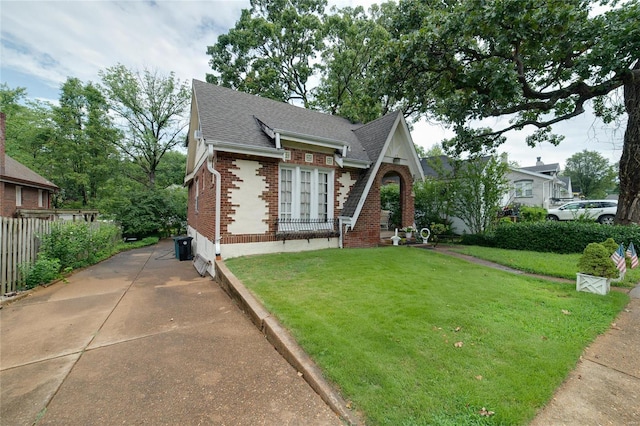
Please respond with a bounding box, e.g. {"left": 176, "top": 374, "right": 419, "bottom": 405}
{"left": 204, "top": 140, "right": 222, "bottom": 260}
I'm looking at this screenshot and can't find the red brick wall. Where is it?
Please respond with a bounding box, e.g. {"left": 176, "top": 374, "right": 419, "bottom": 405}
{"left": 342, "top": 163, "right": 415, "bottom": 248}
{"left": 1, "top": 184, "right": 46, "bottom": 217}
{"left": 187, "top": 150, "right": 416, "bottom": 250}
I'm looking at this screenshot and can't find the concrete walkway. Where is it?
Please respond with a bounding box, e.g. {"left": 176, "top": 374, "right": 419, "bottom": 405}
{"left": 0, "top": 240, "right": 342, "bottom": 426}
{"left": 436, "top": 246, "right": 640, "bottom": 425}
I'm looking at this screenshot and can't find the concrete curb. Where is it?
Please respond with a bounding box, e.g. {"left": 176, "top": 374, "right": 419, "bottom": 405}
{"left": 215, "top": 259, "right": 360, "bottom": 426}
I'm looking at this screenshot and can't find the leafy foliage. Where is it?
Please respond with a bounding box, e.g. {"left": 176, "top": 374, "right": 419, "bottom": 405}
{"left": 413, "top": 177, "right": 453, "bottom": 230}
{"left": 111, "top": 187, "right": 187, "bottom": 238}
{"left": 385, "top": 0, "right": 640, "bottom": 225}
{"left": 380, "top": 183, "right": 400, "bottom": 229}
{"left": 50, "top": 78, "right": 120, "bottom": 206}
{"left": 449, "top": 155, "right": 510, "bottom": 234}
{"left": 19, "top": 257, "right": 61, "bottom": 289}
{"left": 464, "top": 222, "right": 640, "bottom": 254}
{"left": 39, "top": 222, "right": 122, "bottom": 271}
{"left": 207, "top": 0, "right": 326, "bottom": 108}
{"left": 563, "top": 150, "right": 617, "bottom": 198}
{"left": 99, "top": 64, "right": 190, "bottom": 188}
{"left": 518, "top": 206, "right": 547, "bottom": 223}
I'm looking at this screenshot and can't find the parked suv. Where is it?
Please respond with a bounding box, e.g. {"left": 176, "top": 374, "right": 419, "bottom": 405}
{"left": 546, "top": 200, "right": 618, "bottom": 224}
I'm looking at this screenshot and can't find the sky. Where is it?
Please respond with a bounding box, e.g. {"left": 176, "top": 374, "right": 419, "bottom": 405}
{"left": 0, "top": 0, "right": 628, "bottom": 170}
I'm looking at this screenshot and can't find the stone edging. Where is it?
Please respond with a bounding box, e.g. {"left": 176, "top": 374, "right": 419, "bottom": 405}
{"left": 214, "top": 259, "right": 360, "bottom": 426}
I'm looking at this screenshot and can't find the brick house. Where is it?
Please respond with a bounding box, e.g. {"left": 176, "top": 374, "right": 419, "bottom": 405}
{"left": 0, "top": 112, "right": 58, "bottom": 218}
{"left": 184, "top": 81, "right": 423, "bottom": 271}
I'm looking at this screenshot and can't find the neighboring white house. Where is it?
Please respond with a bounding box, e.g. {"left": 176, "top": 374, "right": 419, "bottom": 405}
{"left": 505, "top": 158, "right": 573, "bottom": 209}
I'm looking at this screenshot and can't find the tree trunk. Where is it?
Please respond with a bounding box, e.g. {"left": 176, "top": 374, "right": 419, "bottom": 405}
{"left": 616, "top": 64, "right": 640, "bottom": 225}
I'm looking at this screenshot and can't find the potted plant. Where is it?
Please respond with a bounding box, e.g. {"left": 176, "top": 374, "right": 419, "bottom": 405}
{"left": 403, "top": 226, "right": 415, "bottom": 240}
{"left": 576, "top": 242, "right": 619, "bottom": 295}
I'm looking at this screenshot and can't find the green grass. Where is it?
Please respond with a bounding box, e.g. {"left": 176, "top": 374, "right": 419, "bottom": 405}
{"left": 225, "top": 247, "right": 629, "bottom": 425}
{"left": 450, "top": 245, "right": 640, "bottom": 288}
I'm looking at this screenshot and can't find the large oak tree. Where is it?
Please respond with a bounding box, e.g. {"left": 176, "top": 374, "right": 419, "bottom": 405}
{"left": 385, "top": 0, "right": 640, "bottom": 224}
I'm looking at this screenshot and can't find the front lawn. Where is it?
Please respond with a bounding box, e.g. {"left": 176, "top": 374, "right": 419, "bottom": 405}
{"left": 450, "top": 245, "right": 640, "bottom": 288}
{"left": 225, "top": 247, "right": 628, "bottom": 425}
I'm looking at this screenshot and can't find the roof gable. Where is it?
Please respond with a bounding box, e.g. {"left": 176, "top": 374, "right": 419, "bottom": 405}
{"left": 341, "top": 113, "right": 423, "bottom": 223}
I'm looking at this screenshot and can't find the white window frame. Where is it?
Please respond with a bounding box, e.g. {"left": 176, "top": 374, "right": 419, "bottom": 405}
{"left": 279, "top": 165, "right": 334, "bottom": 230}
{"left": 514, "top": 180, "right": 533, "bottom": 198}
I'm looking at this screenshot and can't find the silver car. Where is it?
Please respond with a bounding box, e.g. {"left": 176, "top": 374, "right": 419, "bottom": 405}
{"left": 546, "top": 200, "right": 618, "bottom": 225}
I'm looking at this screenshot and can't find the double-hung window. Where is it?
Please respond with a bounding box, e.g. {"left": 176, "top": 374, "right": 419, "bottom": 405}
{"left": 514, "top": 180, "right": 533, "bottom": 197}
{"left": 279, "top": 166, "right": 333, "bottom": 230}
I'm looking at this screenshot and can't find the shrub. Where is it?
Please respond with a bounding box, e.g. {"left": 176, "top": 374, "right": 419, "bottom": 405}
{"left": 428, "top": 222, "right": 449, "bottom": 246}
{"left": 600, "top": 238, "right": 619, "bottom": 255}
{"left": 461, "top": 222, "right": 640, "bottom": 254}
{"left": 460, "top": 232, "right": 496, "bottom": 247}
{"left": 519, "top": 206, "right": 547, "bottom": 222}
{"left": 112, "top": 188, "right": 187, "bottom": 238}
{"left": 577, "top": 243, "right": 619, "bottom": 278}
{"left": 19, "top": 257, "right": 61, "bottom": 289}
{"left": 40, "top": 222, "right": 121, "bottom": 270}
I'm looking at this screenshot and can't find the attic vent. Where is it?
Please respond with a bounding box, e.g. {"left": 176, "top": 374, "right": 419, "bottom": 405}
{"left": 284, "top": 150, "right": 291, "bottom": 161}
{"left": 326, "top": 156, "right": 334, "bottom": 166}
{"left": 305, "top": 153, "right": 314, "bottom": 163}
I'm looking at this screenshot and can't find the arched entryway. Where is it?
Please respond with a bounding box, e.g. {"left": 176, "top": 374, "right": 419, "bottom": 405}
{"left": 378, "top": 164, "right": 415, "bottom": 241}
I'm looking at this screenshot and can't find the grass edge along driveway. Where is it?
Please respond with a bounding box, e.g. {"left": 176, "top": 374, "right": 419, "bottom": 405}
{"left": 225, "top": 247, "right": 628, "bottom": 426}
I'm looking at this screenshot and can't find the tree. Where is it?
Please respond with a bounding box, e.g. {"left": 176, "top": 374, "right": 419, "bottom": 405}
{"left": 386, "top": 0, "right": 640, "bottom": 224}
{"left": 450, "top": 155, "right": 510, "bottom": 234}
{"left": 563, "top": 150, "right": 617, "bottom": 198}
{"left": 207, "top": 0, "right": 326, "bottom": 108}
{"left": 314, "top": 4, "right": 392, "bottom": 122}
{"left": 0, "top": 84, "right": 55, "bottom": 170}
{"left": 99, "top": 64, "right": 190, "bottom": 188}
{"left": 50, "top": 78, "right": 120, "bottom": 206}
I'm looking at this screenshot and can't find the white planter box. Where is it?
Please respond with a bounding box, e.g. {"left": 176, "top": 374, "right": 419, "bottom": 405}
{"left": 576, "top": 273, "right": 610, "bottom": 295}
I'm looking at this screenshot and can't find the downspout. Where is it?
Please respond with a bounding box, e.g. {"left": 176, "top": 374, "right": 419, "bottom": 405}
{"left": 205, "top": 142, "right": 222, "bottom": 260}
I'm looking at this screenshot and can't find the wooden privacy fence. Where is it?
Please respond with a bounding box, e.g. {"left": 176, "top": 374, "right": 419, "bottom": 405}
{"left": 0, "top": 217, "right": 52, "bottom": 294}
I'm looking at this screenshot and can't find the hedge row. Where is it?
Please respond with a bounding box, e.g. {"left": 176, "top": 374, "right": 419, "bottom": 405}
{"left": 461, "top": 221, "right": 640, "bottom": 254}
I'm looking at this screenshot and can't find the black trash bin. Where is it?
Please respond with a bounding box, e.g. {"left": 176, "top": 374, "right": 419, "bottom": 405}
{"left": 173, "top": 236, "right": 193, "bottom": 261}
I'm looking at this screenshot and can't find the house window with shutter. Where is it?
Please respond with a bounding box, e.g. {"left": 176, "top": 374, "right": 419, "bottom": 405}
{"left": 515, "top": 180, "right": 533, "bottom": 197}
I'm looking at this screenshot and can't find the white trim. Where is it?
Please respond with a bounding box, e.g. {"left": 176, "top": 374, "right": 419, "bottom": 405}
{"left": 278, "top": 165, "right": 334, "bottom": 229}
{"left": 349, "top": 113, "right": 423, "bottom": 228}
{"left": 206, "top": 140, "right": 286, "bottom": 159}
{"left": 275, "top": 129, "right": 348, "bottom": 153}
{"left": 334, "top": 154, "right": 369, "bottom": 169}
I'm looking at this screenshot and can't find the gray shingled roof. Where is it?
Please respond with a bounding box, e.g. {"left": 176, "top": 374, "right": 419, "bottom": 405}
{"left": 192, "top": 80, "right": 372, "bottom": 163}
{"left": 340, "top": 112, "right": 402, "bottom": 218}
{"left": 192, "top": 80, "right": 411, "bottom": 221}
{"left": 1, "top": 155, "right": 58, "bottom": 190}
{"left": 421, "top": 155, "right": 492, "bottom": 178}
{"left": 521, "top": 163, "right": 560, "bottom": 174}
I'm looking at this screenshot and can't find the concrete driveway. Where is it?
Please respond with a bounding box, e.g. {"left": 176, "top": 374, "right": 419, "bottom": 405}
{"left": 0, "top": 240, "right": 341, "bottom": 425}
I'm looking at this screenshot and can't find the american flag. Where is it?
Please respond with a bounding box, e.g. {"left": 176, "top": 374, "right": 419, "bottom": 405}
{"left": 626, "top": 242, "right": 639, "bottom": 269}
{"left": 611, "top": 244, "right": 627, "bottom": 275}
